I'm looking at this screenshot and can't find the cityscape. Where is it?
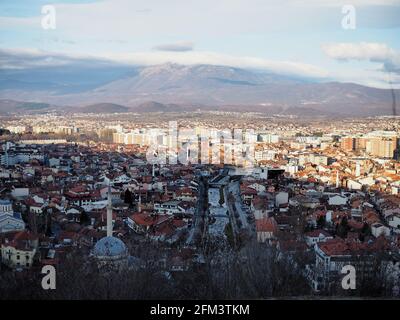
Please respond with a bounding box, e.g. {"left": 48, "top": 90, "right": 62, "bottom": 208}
{"left": 1, "top": 112, "right": 400, "bottom": 298}
{"left": 1, "top": 0, "right": 400, "bottom": 304}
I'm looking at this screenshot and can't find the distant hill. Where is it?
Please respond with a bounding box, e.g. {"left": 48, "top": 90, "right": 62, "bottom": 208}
{"left": 0, "top": 100, "right": 55, "bottom": 115}
{"left": 77, "top": 103, "right": 129, "bottom": 113}
{"left": 130, "top": 101, "right": 184, "bottom": 113}
{"left": 0, "top": 63, "right": 399, "bottom": 117}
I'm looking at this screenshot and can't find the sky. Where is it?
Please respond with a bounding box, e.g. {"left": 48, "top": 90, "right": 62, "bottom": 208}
{"left": 1, "top": 0, "right": 400, "bottom": 88}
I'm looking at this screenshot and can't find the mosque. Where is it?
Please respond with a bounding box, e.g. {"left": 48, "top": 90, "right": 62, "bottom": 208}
{"left": 93, "top": 184, "right": 128, "bottom": 271}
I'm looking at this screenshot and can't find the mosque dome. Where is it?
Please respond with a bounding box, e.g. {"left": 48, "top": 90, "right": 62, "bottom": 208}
{"left": 93, "top": 236, "right": 128, "bottom": 259}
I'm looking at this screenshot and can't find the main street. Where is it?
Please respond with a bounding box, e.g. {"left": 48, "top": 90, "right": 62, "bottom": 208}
{"left": 186, "top": 177, "right": 208, "bottom": 247}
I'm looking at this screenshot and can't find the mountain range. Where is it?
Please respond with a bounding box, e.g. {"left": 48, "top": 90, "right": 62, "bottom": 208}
{"left": 0, "top": 63, "right": 398, "bottom": 117}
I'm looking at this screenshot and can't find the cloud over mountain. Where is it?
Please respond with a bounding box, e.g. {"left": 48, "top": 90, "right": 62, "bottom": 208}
{"left": 0, "top": 48, "right": 328, "bottom": 80}
{"left": 0, "top": 48, "right": 121, "bottom": 70}
{"left": 153, "top": 41, "right": 194, "bottom": 52}
{"left": 322, "top": 42, "right": 400, "bottom": 75}
{"left": 0, "top": 60, "right": 398, "bottom": 118}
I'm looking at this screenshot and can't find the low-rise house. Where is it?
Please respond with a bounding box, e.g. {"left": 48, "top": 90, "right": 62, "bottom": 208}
{"left": 371, "top": 222, "right": 391, "bottom": 238}
{"left": 256, "top": 217, "right": 278, "bottom": 243}
{"left": 305, "top": 229, "right": 333, "bottom": 247}
{"left": 154, "top": 200, "right": 191, "bottom": 216}
{"left": 290, "top": 195, "right": 320, "bottom": 209}
{"left": 309, "top": 237, "right": 389, "bottom": 292}
{"left": 240, "top": 186, "right": 258, "bottom": 205}
{"left": 387, "top": 214, "right": 400, "bottom": 231}
{"left": 27, "top": 199, "right": 45, "bottom": 214}
{"left": 251, "top": 196, "right": 271, "bottom": 219}
{"left": 1, "top": 231, "right": 38, "bottom": 270}
{"left": 247, "top": 182, "right": 266, "bottom": 193}
{"left": 127, "top": 212, "right": 170, "bottom": 234}
{"left": 328, "top": 194, "right": 348, "bottom": 206}
{"left": 275, "top": 191, "right": 289, "bottom": 207}
{"left": 65, "top": 185, "right": 102, "bottom": 207}
{"left": 175, "top": 187, "right": 197, "bottom": 202}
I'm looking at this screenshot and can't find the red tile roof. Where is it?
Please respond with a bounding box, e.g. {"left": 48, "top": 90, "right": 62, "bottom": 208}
{"left": 131, "top": 213, "right": 170, "bottom": 227}
{"left": 256, "top": 217, "right": 278, "bottom": 233}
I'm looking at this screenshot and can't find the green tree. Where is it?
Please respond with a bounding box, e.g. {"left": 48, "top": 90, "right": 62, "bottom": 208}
{"left": 336, "top": 216, "right": 349, "bottom": 238}
{"left": 124, "top": 189, "right": 133, "bottom": 206}
{"left": 359, "top": 222, "right": 371, "bottom": 241}
{"left": 80, "top": 211, "right": 90, "bottom": 225}
{"left": 317, "top": 215, "right": 326, "bottom": 229}
{"left": 219, "top": 187, "right": 225, "bottom": 206}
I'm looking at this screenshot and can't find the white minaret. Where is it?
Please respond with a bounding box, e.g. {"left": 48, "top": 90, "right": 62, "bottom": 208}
{"left": 152, "top": 163, "right": 155, "bottom": 178}
{"left": 106, "top": 184, "right": 113, "bottom": 237}
{"left": 138, "top": 193, "right": 142, "bottom": 213}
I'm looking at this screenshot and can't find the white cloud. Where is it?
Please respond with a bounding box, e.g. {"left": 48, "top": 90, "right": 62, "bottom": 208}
{"left": 2, "top": 48, "right": 400, "bottom": 88}
{"left": 322, "top": 42, "right": 396, "bottom": 61}
{"left": 0, "top": 47, "right": 329, "bottom": 79}
{"left": 1, "top": 1, "right": 399, "bottom": 88}
{"left": 0, "top": 16, "right": 39, "bottom": 28}
{"left": 102, "top": 50, "right": 328, "bottom": 79}
{"left": 3, "top": 0, "right": 397, "bottom": 41}
{"left": 328, "top": 66, "right": 400, "bottom": 88}
{"left": 153, "top": 41, "right": 194, "bottom": 52}
{"left": 292, "top": 0, "right": 400, "bottom": 6}
{"left": 0, "top": 48, "right": 118, "bottom": 69}
{"left": 322, "top": 42, "right": 400, "bottom": 74}
{"left": 1, "top": 0, "right": 399, "bottom": 36}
